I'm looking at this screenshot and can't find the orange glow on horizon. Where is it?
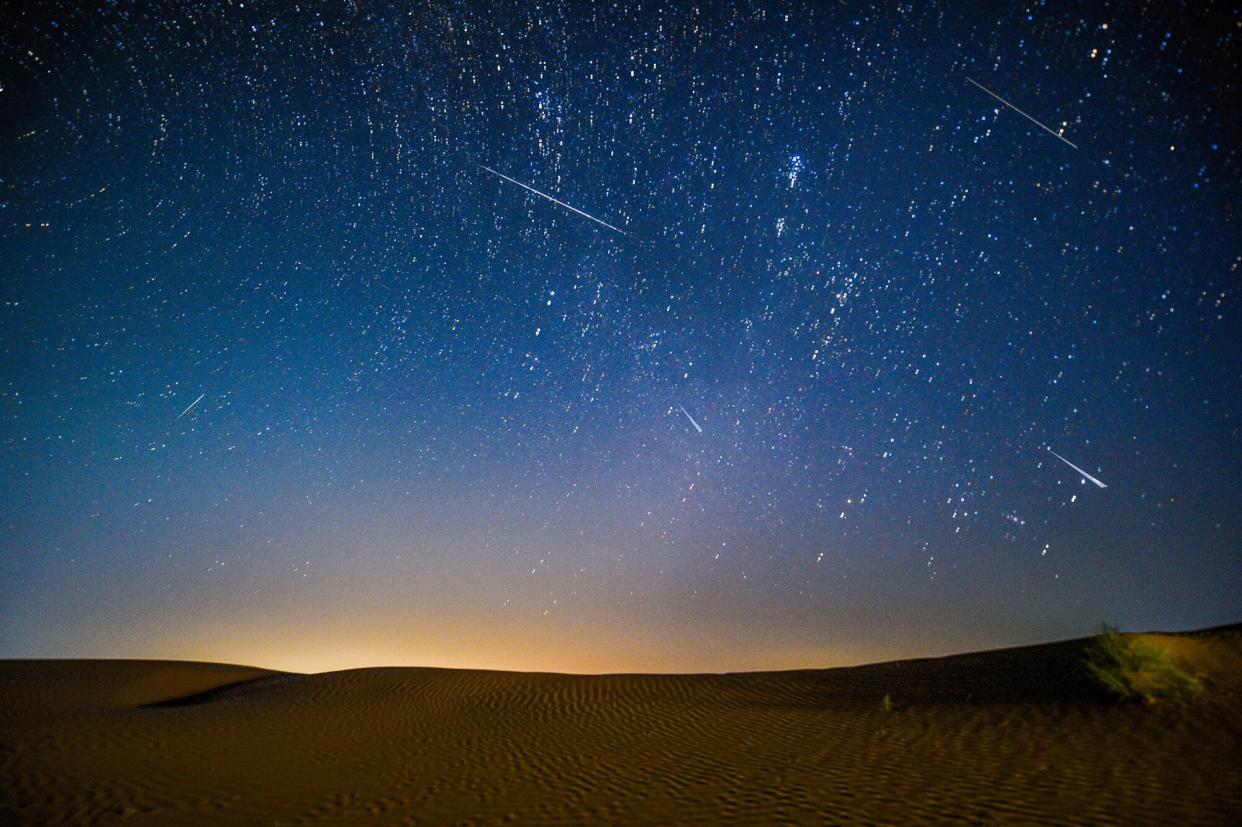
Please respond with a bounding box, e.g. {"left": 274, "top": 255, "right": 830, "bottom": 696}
{"left": 83, "top": 616, "right": 958, "bottom": 676}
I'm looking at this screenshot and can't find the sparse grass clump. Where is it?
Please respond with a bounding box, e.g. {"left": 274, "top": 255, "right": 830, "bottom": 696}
{"left": 1083, "top": 625, "right": 1202, "bottom": 703}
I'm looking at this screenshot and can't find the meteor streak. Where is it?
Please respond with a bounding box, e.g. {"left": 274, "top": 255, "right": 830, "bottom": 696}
{"left": 1047, "top": 448, "right": 1108, "bottom": 488}
{"left": 478, "top": 165, "right": 628, "bottom": 236}
{"left": 678, "top": 403, "right": 703, "bottom": 434}
{"left": 966, "top": 76, "right": 1078, "bottom": 149}
{"left": 174, "top": 392, "right": 206, "bottom": 421}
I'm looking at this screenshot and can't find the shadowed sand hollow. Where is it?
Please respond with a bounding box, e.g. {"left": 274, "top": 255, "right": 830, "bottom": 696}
{"left": 2, "top": 626, "right": 1240, "bottom": 825}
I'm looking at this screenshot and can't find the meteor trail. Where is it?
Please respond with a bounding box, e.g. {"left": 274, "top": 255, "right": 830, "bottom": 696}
{"left": 966, "top": 76, "right": 1078, "bottom": 149}
{"left": 174, "top": 392, "right": 206, "bottom": 421}
{"left": 478, "top": 165, "right": 628, "bottom": 236}
{"left": 678, "top": 403, "right": 703, "bottom": 434}
{"left": 1047, "top": 448, "right": 1108, "bottom": 488}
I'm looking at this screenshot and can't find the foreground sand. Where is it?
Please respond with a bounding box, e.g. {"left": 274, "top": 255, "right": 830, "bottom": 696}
{"left": 3, "top": 627, "right": 1240, "bottom": 825}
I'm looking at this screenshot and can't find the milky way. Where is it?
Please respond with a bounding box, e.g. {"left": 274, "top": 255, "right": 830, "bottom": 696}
{"left": 1, "top": 1, "right": 1238, "bottom": 673}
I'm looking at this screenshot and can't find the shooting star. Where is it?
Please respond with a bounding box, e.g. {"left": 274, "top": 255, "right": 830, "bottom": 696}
{"left": 678, "top": 403, "right": 703, "bottom": 434}
{"left": 478, "top": 165, "right": 628, "bottom": 236}
{"left": 174, "top": 392, "right": 206, "bottom": 421}
{"left": 966, "top": 76, "right": 1078, "bottom": 149}
{"left": 1047, "top": 448, "right": 1108, "bottom": 489}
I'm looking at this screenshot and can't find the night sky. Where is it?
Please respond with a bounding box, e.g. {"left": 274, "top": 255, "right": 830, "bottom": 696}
{"left": 2, "top": 1, "right": 1238, "bottom": 675}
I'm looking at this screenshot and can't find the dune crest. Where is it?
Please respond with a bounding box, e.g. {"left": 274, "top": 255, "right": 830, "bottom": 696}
{"left": 3, "top": 628, "right": 1240, "bottom": 825}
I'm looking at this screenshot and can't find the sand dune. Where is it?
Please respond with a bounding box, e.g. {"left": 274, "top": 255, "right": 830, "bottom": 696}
{"left": 3, "top": 626, "right": 1240, "bottom": 825}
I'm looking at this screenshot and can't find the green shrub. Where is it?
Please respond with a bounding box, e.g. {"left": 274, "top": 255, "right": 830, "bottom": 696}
{"left": 880, "top": 692, "right": 893, "bottom": 712}
{"left": 1083, "top": 625, "right": 1202, "bottom": 703}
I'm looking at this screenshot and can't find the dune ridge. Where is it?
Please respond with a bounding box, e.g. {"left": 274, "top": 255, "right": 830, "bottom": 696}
{"left": 3, "top": 626, "right": 1240, "bottom": 825}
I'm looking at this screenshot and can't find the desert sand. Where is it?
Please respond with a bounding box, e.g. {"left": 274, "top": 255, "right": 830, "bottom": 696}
{"left": 2, "top": 626, "right": 1240, "bottom": 825}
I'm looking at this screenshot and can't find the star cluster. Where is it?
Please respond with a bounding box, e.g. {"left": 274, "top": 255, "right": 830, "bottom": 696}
{"left": 1, "top": 1, "right": 1238, "bottom": 673}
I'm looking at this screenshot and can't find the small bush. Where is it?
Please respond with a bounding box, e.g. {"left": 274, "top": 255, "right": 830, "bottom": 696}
{"left": 1083, "top": 625, "right": 1202, "bottom": 703}
{"left": 880, "top": 692, "right": 894, "bottom": 712}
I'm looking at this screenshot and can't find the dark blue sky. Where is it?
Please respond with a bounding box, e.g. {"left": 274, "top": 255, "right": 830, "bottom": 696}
{"left": 2, "top": 0, "right": 1238, "bottom": 673}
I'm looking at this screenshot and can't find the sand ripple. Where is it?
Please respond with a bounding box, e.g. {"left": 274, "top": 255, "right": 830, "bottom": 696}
{"left": 3, "top": 628, "right": 1240, "bottom": 824}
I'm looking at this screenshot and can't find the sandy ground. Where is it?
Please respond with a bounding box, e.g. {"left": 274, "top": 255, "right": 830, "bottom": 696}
{"left": 2, "top": 626, "right": 1240, "bottom": 825}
